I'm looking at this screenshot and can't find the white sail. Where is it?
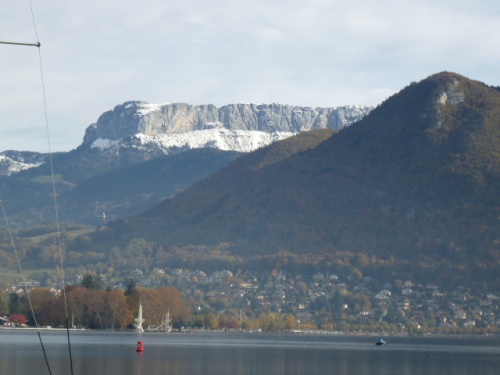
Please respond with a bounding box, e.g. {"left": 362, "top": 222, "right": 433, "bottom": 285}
{"left": 134, "top": 303, "right": 145, "bottom": 332}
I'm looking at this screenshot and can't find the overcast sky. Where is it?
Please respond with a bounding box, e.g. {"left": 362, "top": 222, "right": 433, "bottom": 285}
{"left": 1, "top": 0, "right": 499, "bottom": 152}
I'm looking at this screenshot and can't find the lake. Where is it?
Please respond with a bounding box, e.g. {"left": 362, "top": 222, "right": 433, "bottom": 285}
{"left": 0, "top": 330, "right": 499, "bottom": 374}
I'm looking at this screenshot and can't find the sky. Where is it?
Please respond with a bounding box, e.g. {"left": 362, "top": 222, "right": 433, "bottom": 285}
{"left": 1, "top": 0, "right": 499, "bottom": 152}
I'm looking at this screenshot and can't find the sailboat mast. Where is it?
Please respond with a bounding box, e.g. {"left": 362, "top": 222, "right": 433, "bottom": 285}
{"left": 0, "top": 40, "right": 40, "bottom": 47}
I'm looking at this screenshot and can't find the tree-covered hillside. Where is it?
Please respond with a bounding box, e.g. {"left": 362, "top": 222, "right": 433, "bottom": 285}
{"left": 98, "top": 72, "right": 499, "bottom": 287}
{"left": 0, "top": 148, "right": 240, "bottom": 226}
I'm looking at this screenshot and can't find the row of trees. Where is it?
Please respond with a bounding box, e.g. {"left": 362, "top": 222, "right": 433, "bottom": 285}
{"left": 3, "top": 283, "right": 187, "bottom": 330}
{"left": 189, "top": 311, "right": 300, "bottom": 332}
{"left": 2, "top": 285, "right": 305, "bottom": 332}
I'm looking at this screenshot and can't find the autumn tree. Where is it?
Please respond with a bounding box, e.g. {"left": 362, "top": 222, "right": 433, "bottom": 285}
{"left": 61, "top": 287, "right": 132, "bottom": 329}
{"left": 204, "top": 313, "right": 219, "bottom": 330}
{"left": 136, "top": 288, "right": 160, "bottom": 328}
{"left": 85, "top": 289, "right": 107, "bottom": 328}
{"left": 283, "top": 314, "right": 297, "bottom": 330}
{"left": 157, "top": 286, "right": 184, "bottom": 322}
{"left": 28, "top": 288, "right": 58, "bottom": 326}
{"left": 65, "top": 286, "right": 90, "bottom": 328}
{"left": 4, "top": 284, "right": 185, "bottom": 330}
{"left": 259, "top": 313, "right": 285, "bottom": 332}
{"left": 102, "top": 290, "right": 132, "bottom": 329}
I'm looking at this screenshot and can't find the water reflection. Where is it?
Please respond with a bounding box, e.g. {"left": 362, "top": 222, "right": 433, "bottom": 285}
{"left": 0, "top": 331, "right": 499, "bottom": 375}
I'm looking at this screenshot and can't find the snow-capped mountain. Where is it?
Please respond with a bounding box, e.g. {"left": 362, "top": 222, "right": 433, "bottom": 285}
{"left": 0, "top": 151, "right": 46, "bottom": 176}
{"left": 0, "top": 100, "right": 372, "bottom": 227}
{"left": 82, "top": 102, "right": 372, "bottom": 154}
{"left": 1, "top": 102, "right": 371, "bottom": 176}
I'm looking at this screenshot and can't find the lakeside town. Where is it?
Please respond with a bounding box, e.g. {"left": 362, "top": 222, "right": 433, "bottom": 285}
{"left": 3, "top": 267, "right": 498, "bottom": 335}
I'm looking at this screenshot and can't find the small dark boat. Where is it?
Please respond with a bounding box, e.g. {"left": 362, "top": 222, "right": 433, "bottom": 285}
{"left": 376, "top": 338, "right": 386, "bottom": 345}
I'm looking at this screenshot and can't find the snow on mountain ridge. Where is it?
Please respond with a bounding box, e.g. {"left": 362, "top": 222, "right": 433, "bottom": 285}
{"left": 91, "top": 129, "right": 295, "bottom": 153}
{"left": 83, "top": 101, "right": 372, "bottom": 153}
{"left": 90, "top": 138, "right": 121, "bottom": 151}
{"left": 138, "top": 128, "right": 295, "bottom": 153}
{"left": 135, "top": 102, "right": 172, "bottom": 116}
{"left": 0, "top": 154, "right": 43, "bottom": 176}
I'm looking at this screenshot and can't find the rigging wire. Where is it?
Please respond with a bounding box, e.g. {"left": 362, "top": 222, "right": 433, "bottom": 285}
{"left": 0, "top": 201, "right": 53, "bottom": 375}
{"left": 0, "top": 1, "right": 75, "bottom": 374}
{"left": 29, "top": 1, "right": 75, "bottom": 373}
{"left": 27, "top": 0, "right": 75, "bottom": 369}
{"left": 35, "top": 37, "right": 76, "bottom": 375}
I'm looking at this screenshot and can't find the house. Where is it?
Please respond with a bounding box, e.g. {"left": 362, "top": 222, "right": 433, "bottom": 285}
{"left": 375, "top": 290, "right": 391, "bottom": 299}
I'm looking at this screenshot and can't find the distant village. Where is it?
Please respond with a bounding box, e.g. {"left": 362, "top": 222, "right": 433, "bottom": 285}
{"left": 4, "top": 267, "right": 499, "bottom": 334}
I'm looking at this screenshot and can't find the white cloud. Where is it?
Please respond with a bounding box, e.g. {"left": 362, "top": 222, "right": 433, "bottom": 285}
{"left": 0, "top": 0, "right": 499, "bottom": 152}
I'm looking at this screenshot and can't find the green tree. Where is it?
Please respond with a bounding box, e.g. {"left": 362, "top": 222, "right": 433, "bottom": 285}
{"left": 8, "top": 292, "right": 21, "bottom": 314}
{"left": 0, "top": 291, "right": 8, "bottom": 313}
{"left": 204, "top": 313, "right": 219, "bottom": 330}
{"left": 125, "top": 278, "right": 137, "bottom": 296}
{"left": 81, "top": 273, "right": 103, "bottom": 290}
{"left": 333, "top": 290, "right": 345, "bottom": 315}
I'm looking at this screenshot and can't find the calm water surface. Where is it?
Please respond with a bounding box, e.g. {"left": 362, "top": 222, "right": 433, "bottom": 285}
{"left": 0, "top": 330, "right": 499, "bottom": 375}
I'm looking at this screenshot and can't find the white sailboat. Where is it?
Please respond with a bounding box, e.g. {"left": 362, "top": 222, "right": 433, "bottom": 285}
{"left": 146, "top": 308, "right": 171, "bottom": 332}
{"left": 134, "top": 303, "right": 145, "bottom": 333}
{"left": 163, "top": 308, "right": 172, "bottom": 332}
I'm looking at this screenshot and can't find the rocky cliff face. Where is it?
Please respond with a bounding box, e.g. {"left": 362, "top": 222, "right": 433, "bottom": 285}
{"left": 82, "top": 102, "right": 372, "bottom": 153}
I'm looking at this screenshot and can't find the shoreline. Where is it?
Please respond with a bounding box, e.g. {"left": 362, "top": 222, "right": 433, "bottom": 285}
{"left": 0, "top": 326, "right": 497, "bottom": 338}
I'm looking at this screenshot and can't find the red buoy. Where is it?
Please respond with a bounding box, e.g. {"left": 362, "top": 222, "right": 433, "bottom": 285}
{"left": 136, "top": 340, "right": 145, "bottom": 352}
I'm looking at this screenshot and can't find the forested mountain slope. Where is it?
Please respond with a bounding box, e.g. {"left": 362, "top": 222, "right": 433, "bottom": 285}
{"left": 104, "top": 72, "right": 499, "bottom": 286}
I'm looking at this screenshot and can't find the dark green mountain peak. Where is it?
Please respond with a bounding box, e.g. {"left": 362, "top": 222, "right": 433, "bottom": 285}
{"left": 314, "top": 71, "right": 500, "bottom": 199}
